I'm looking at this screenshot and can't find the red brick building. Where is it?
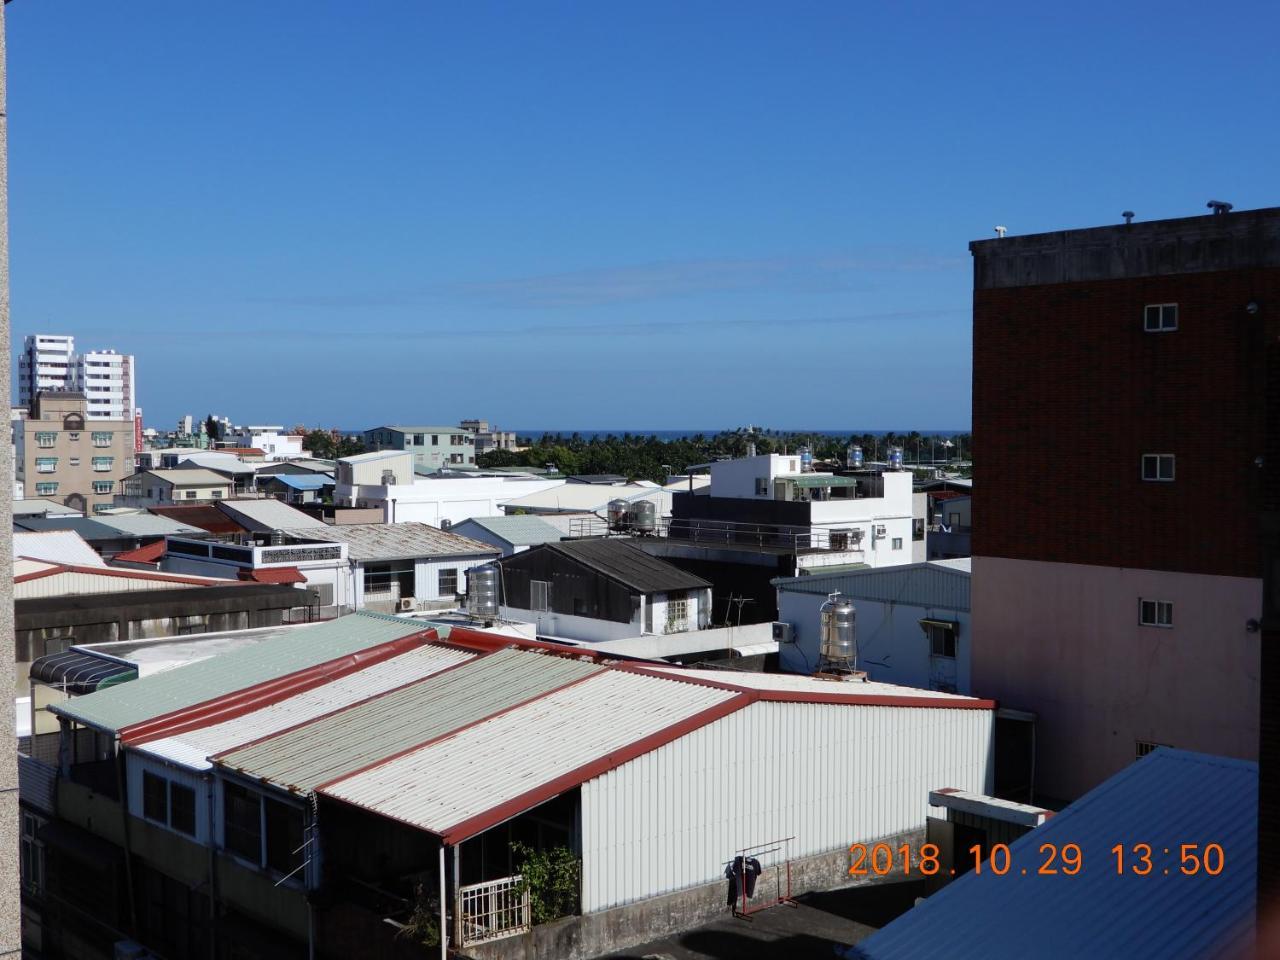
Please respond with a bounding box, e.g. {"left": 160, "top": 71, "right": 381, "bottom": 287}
{"left": 970, "top": 206, "right": 1278, "bottom": 803}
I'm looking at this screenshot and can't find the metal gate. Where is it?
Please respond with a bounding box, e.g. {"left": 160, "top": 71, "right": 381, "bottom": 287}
{"left": 457, "top": 874, "right": 530, "bottom": 947}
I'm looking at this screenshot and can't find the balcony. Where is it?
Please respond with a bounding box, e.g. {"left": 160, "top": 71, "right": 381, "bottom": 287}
{"left": 567, "top": 515, "right": 862, "bottom": 555}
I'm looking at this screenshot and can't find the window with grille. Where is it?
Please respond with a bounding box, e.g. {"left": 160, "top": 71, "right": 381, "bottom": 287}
{"left": 92, "top": 456, "right": 114, "bottom": 472}
{"left": 92, "top": 432, "right": 112, "bottom": 447}
{"left": 1141, "top": 454, "right": 1175, "bottom": 481}
{"left": 530, "top": 580, "right": 549, "bottom": 611}
{"left": 35, "top": 432, "right": 56, "bottom": 448}
{"left": 20, "top": 812, "right": 45, "bottom": 893}
{"left": 143, "top": 772, "right": 169, "bottom": 824}
{"left": 829, "top": 530, "right": 850, "bottom": 551}
{"left": 1143, "top": 303, "right": 1178, "bottom": 332}
{"left": 892, "top": 537, "right": 903, "bottom": 550}
{"left": 1139, "top": 599, "right": 1173, "bottom": 628}
{"left": 35, "top": 457, "right": 57, "bottom": 473}
{"left": 224, "top": 782, "right": 262, "bottom": 863}
{"left": 438, "top": 568, "right": 459, "bottom": 596}
{"left": 93, "top": 481, "right": 114, "bottom": 494}
{"left": 35, "top": 482, "right": 58, "bottom": 496}
{"left": 170, "top": 783, "right": 196, "bottom": 836}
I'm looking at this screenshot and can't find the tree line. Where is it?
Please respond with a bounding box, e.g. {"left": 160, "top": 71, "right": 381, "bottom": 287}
{"left": 477, "top": 428, "right": 972, "bottom": 484}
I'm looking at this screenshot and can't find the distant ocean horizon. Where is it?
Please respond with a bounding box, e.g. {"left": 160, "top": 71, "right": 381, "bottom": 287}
{"left": 506, "top": 428, "right": 969, "bottom": 440}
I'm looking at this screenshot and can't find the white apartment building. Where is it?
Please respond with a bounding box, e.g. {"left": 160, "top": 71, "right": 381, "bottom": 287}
{"left": 334, "top": 451, "right": 565, "bottom": 527}
{"left": 78, "top": 349, "right": 136, "bottom": 421}
{"left": 227, "top": 425, "right": 305, "bottom": 460}
{"left": 693, "top": 453, "right": 918, "bottom": 571}
{"left": 18, "top": 334, "right": 137, "bottom": 422}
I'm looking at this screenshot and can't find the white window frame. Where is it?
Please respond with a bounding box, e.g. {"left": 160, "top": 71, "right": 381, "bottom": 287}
{"left": 1141, "top": 454, "right": 1175, "bottom": 482}
{"left": 891, "top": 537, "right": 903, "bottom": 550}
{"left": 35, "top": 457, "right": 57, "bottom": 474}
{"left": 1143, "top": 303, "right": 1178, "bottom": 332}
{"left": 91, "top": 456, "right": 114, "bottom": 472}
{"left": 1139, "top": 599, "right": 1173, "bottom": 628}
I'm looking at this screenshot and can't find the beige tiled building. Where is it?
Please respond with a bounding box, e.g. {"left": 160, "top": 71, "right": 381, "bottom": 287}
{"left": 15, "top": 392, "right": 134, "bottom": 515}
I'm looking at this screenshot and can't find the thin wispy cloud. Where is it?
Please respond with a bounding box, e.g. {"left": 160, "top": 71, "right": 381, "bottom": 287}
{"left": 242, "top": 249, "right": 965, "bottom": 311}
{"left": 104, "top": 308, "right": 962, "bottom": 343}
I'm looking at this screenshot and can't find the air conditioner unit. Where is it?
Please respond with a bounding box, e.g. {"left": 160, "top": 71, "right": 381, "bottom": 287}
{"left": 873, "top": 525, "right": 887, "bottom": 537}
{"left": 440, "top": 518, "right": 453, "bottom": 531}
{"left": 398, "top": 597, "right": 415, "bottom": 612}
{"left": 850, "top": 529, "right": 865, "bottom": 543}
{"left": 771, "top": 622, "right": 794, "bottom": 644}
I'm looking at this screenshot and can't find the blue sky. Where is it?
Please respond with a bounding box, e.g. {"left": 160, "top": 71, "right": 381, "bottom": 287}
{"left": 7, "top": 1, "right": 1277, "bottom": 431}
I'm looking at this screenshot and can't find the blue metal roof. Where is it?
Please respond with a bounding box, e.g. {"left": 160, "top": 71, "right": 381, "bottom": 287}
{"left": 266, "top": 474, "right": 333, "bottom": 491}
{"left": 847, "top": 748, "right": 1257, "bottom": 960}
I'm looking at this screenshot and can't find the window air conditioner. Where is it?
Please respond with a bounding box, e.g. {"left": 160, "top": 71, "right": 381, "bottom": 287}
{"left": 771, "top": 622, "right": 794, "bottom": 644}
{"left": 873, "top": 525, "right": 887, "bottom": 536}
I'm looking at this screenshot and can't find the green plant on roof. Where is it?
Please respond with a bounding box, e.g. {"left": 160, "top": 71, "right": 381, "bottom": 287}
{"left": 509, "top": 841, "right": 581, "bottom": 924}
{"left": 396, "top": 882, "right": 441, "bottom": 948}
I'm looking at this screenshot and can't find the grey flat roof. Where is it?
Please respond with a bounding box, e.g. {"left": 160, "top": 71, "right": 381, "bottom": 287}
{"left": 453, "top": 515, "right": 565, "bottom": 547}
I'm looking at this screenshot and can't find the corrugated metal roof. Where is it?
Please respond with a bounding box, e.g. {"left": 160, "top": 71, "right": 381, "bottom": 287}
{"left": 320, "top": 668, "right": 737, "bottom": 841}
{"left": 48, "top": 612, "right": 429, "bottom": 734}
{"left": 215, "top": 647, "right": 601, "bottom": 793}
{"left": 14, "top": 517, "right": 130, "bottom": 542}
{"left": 216, "top": 498, "right": 328, "bottom": 530}
{"left": 540, "top": 539, "right": 710, "bottom": 594}
{"left": 453, "top": 515, "right": 565, "bottom": 547}
{"left": 149, "top": 505, "right": 248, "bottom": 535}
{"left": 13, "top": 530, "right": 107, "bottom": 567}
{"left": 774, "top": 559, "right": 971, "bottom": 611}
{"left": 275, "top": 522, "right": 499, "bottom": 562}
{"left": 90, "top": 514, "right": 204, "bottom": 537}
{"left": 15, "top": 567, "right": 210, "bottom": 600}
{"left": 848, "top": 749, "right": 1257, "bottom": 960}
{"left": 140, "top": 468, "right": 234, "bottom": 486}
{"left": 137, "top": 644, "right": 476, "bottom": 770}
{"left": 13, "top": 498, "right": 81, "bottom": 517}
{"left": 644, "top": 665, "right": 985, "bottom": 702}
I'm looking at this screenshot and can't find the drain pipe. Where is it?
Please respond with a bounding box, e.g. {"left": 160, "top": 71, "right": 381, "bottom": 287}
{"left": 439, "top": 844, "right": 448, "bottom": 960}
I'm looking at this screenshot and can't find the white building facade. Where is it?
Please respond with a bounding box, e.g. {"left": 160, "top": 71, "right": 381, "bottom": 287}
{"left": 18, "top": 335, "right": 137, "bottom": 422}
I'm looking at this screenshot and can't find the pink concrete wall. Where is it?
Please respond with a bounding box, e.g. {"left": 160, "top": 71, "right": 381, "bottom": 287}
{"left": 972, "top": 556, "right": 1261, "bottom": 801}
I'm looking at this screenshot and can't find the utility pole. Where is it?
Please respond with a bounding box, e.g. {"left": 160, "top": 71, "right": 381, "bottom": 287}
{"left": 0, "top": 3, "right": 18, "bottom": 955}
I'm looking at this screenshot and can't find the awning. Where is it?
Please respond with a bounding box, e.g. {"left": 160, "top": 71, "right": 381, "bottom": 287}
{"left": 30, "top": 650, "right": 137, "bottom": 696}
{"left": 238, "top": 566, "right": 307, "bottom": 585}
{"left": 919, "top": 618, "right": 959, "bottom": 631}
{"left": 733, "top": 641, "right": 780, "bottom": 657}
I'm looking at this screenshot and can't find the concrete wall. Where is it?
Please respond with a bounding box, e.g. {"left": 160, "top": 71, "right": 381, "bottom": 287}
{"left": 708, "top": 454, "right": 800, "bottom": 499}
{"left": 352, "top": 476, "right": 564, "bottom": 526}
{"left": 464, "top": 828, "right": 924, "bottom": 960}
{"left": 777, "top": 588, "right": 971, "bottom": 693}
{"left": 971, "top": 555, "right": 1262, "bottom": 801}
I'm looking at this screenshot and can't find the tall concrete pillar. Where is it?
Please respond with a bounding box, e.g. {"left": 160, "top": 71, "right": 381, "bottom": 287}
{"left": 0, "top": 2, "right": 18, "bottom": 957}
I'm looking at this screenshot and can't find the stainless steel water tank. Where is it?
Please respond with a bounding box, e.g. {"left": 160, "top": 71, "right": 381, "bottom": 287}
{"left": 468, "top": 564, "right": 500, "bottom": 619}
{"left": 608, "top": 499, "right": 630, "bottom": 531}
{"left": 631, "top": 499, "right": 657, "bottom": 534}
{"left": 819, "top": 593, "right": 856, "bottom": 661}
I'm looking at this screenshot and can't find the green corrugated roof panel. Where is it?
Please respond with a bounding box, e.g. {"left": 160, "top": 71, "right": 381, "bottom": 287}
{"left": 459, "top": 515, "right": 565, "bottom": 546}
{"left": 215, "top": 647, "right": 602, "bottom": 794}
{"left": 49, "top": 612, "right": 430, "bottom": 734}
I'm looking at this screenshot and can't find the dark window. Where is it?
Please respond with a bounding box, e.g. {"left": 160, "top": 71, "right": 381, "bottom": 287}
{"left": 264, "top": 798, "right": 305, "bottom": 876}
{"left": 912, "top": 518, "right": 925, "bottom": 541}
{"left": 1143, "top": 303, "right": 1178, "bottom": 332}
{"left": 1139, "top": 599, "right": 1173, "bottom": 628}
{"left": 432, "top": 435, "right": 439, "bottom": 446}
{"left": 224, "top": 782, "right": 262, "bottom": 863}
{"left": 926, "top": 623, "right": 957, "bottom": 658}
{"left": 143, "top": 771, "right": 169, "bottom": 824}
{"left": 1141, "top": 454, "right": 1175, "bottom": 481}
{"left": 170, "top": 783, "right": 196, "bottom": 836}
{"left": 530, "top": 580, "right": 549, "bottom": 611}
{"left": 1136, "top": 739, "right": 1168, "bottom": 759}
{"left": 438, "top": 568, "right": 458, "bottom": 596}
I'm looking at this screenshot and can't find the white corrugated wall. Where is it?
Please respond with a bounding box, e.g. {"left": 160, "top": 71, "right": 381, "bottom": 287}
{"left": 580, "top": 701, "right": 993, "bottom": 912}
